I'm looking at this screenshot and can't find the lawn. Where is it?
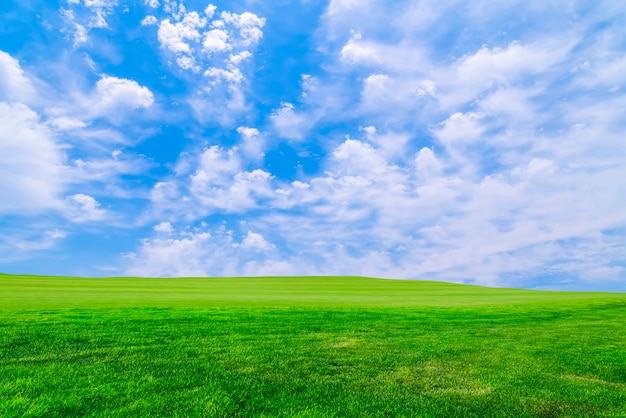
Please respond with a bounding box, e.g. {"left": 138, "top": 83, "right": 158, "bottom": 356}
{"left": 1, "top": 273, "right": 625, "bottom": 417}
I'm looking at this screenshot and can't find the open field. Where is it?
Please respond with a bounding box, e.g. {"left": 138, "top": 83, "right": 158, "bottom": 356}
{"left": 1, "top": 274, "right": 626, "bottom": 417}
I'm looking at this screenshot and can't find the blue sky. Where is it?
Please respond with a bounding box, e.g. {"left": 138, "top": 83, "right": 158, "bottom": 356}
{"left": 1, "top": 0, "right": 625, "bottom": 290}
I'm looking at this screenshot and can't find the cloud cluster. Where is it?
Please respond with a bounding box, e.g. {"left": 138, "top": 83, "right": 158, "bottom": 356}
{"left": 141, "top": 126, "right": 626, "bottom": 287}
{"left": 138, "top": 2, "right": 266, "bottom": 122}
{"left": 153, "top": 3, "right": 264, "bottom": 80}
{"left": 0, "top": 102, "right": 66, "bottom": 214}
{"left": 0, "top": 49, "right": 155, "bottom": 261}
{"left": 3, "top": 0, "right": 625, "bottom": 289}
{"left": 150, "top": 144, "right": 273, "bottom": 219}
{"left": 132, "top": 1, "right": 626, "bottom": 289}
{"left": 126, "top": 224, "right": 283, "bottom": 277}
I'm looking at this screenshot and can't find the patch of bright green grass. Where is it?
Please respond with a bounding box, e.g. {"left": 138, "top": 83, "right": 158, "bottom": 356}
{"left": 1, "top": 273, "right": 624, "bottom": 310}
{"left": 1, "top": 273, "right": 625, "bottom": 417}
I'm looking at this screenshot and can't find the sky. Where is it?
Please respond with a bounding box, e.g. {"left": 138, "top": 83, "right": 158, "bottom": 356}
{"left": 1, "top": 0, "right": 625, "bottom": 290}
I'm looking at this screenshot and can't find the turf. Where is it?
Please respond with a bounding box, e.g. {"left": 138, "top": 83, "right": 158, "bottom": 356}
{"left": 1, "top": 273, "right": 626, "bottom": 417}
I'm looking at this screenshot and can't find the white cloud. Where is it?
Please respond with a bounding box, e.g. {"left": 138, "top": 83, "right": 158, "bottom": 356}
{"left": 27, "top": 0, "right": 622, "bottom": 289}
{"left": 127, "top": 231, "right": 214, "bottom": 277}
{"left": 176, "top": 55, "right": 199, "bottom": 72}
{"left": 69, "top": 154, "right": 152, "bottom": 191}
{"left": 270, "top": 102, "right": 314, "bottom": 140}
{"left": 0, "top": 228, "right": 68, "bottom": 256}
{"left": 204, "top": 66, "right": 243, "bottom": 84}
{"left": 204, "top": 4, "right": 217, "bottom": 18}
{"left": 229, "top": 51, "right": 252, "bottom": 65}
{"left": 0, "top": 51, "right": 36, "bottom": 102}
{"left": 240, "top": 231, "right": 273, "bottom": 251}
{"left": 190, "top": 114, "right": 626, "bottom": 286}
{"left": 434, "top": 112, "right": 485, "bottom": 146}
{"left": 478, "top": 87, "right": 535, "bottom": 123}
{"left": 192, "top": 145, "right": 241, "bottom": 186}
{"left": 415, "top": 80, "right": 437, "bottom": 97}
{"left": 192, "top": 168, "right": 273, "bottom": 213}
{"left": 145, "top": 0, "right": 159, "bottom": 8}
{"left": 149, "top": 5, "right": 265, "bottom": 121}
{"left": 61, "top": 0, "right": 119, "bottom": 47}
{"left": 154, "top": 221, "right": 174, "bottom": 233}
{"left": 141, "top": 15, "right": 158, "bottom": 26}
{"left": 158, "top": 14, "right": 205, "bottom": 55}
{"left": 220, "top": 11, "right": 265, "bottom": 46}
{"left": 415, "top": 147, "right": 442, "bottom": 180}
{"left": 47, "top": 116, "right": 89, "bottom": 130}
{"left": 150, "top": 145, "right": 274, "bottom": 219}
{"left": 155, "top": 6, "right": 263, "bottom": 74}
{"left": 457, "top": 42, "right": 561, "bottom": 83}
{"left": 202, "top": 29, "right": 230, "bottom": 53}
{"left": 66, "top": 193, "right": 107, "bottom": 222}
{"left": 237, "top": 126, "right": 265, "bottom": 158}
{"left": 0, "top": 52, "right": 154, "bottom": 231}
{"left": 361, "top": 73, "right": 391, "bottom": 104}
{"left": 326, "top": 0, "right": 365, "bottom": 16}
{"left": 332, "top": 139, "right": 388, "bottom": 176}
{"left": 362, "top": 129, "right": 412, "bottom": 160}
{"left": 0, "top": 102, "right": 66, "bottom": 214}
{"left": 126, "top": 226, "right": 280, "bottom": 277}
{"left": 437, "top": 41, "right": 569, "bottom": 109}
{"left": 340, "top": 32, "right": 380, "bottom": 64}
{"left": 91, "top": 75, "right": 154, "bottom": 120}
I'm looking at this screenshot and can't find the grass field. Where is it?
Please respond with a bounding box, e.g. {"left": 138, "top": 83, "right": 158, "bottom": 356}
{"left": 1, "top": 273, "right": 626, "bottom": 417}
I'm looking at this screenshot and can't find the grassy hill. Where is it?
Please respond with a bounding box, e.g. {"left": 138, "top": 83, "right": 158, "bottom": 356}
{"left": 2, "top": 273, "right": 623, "bottom": 310}
{"left": 1, "top": 273, "right": 625, "bottom": 417}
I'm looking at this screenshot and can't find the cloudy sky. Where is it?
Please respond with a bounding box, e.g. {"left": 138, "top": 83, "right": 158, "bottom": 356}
{"left": 1, "top": 0, "right": 625, "bottom": 290}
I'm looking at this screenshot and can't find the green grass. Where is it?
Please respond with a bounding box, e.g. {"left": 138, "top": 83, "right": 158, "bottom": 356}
{"left": 1, "top": 273, "right": 626, "bottom": 417}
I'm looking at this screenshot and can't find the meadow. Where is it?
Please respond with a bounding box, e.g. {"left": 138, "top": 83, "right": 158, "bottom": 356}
{"left": 1, "top": 273, "right": 626, "bottom": 417}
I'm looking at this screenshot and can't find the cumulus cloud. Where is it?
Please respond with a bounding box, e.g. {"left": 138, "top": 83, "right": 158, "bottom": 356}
{"left": 149, "top": 145, "right": 274, "bottom": 219}
{"left": 125, "top": 226, "right": 281, "bottom": 277}
{"left": 147, "top": 4, "right": 265, "bottom": 120}
{"left": 127, "top": 230, "right": 214, "bottom": 277}
{"left": 240, "top": 231, "right": 273, "bottom": 251}
{"left": 123, "top": 0, "right": 626, "bottom": 288}
{"left": 340, "top": 32, "right": 380, "bottom": 64}
{"left": 154, "top": 5, "right": 264, "bottom": 75}
{"left": 141, "top": 15, "right": 158, "bottom": 26}
{"left": 0, "top": 51, "right": 36, "bottom": 102}
{"left": 0, "top": 51, "right": 152, "bottom": 232}
{"left": 332, "top": 139, "right": 388, "bottom": 176}
{"left": 202, "top": 29, "right": 230, "bottom": 53}
{"left": 90, "top": 75, "right": 154, "bottom": 121}
{"left": 146, "top": 98, "right": 626, "bottom": 286}
{"left": 158, "top": 13, "right": 206, "bottom": 55}
{"left": 220, "top": 11, "right": 265, "bottom": 46}
{"left": 154, "top": 221, "right": 174, "bottom": 233}
{"left": 0, "top": 102, "right": 66, "bottom": 214}
{"left": 8, "top": 0, "right": 623, "bottom": 289}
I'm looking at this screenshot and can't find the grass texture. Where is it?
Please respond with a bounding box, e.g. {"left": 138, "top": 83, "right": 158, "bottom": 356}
{"left": 1, "top": 273, "right": 626, "bottom": 417}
